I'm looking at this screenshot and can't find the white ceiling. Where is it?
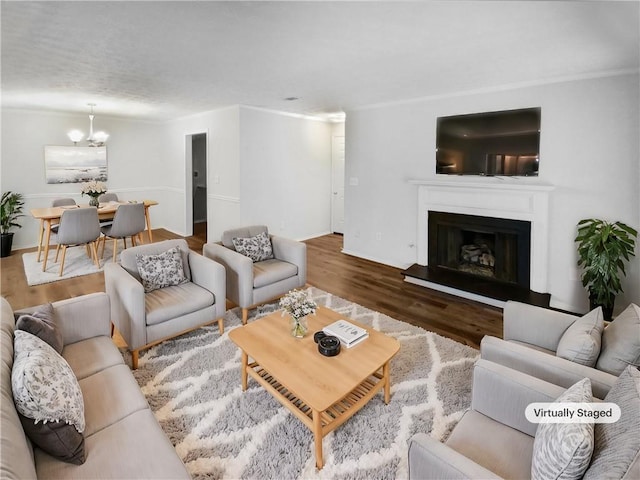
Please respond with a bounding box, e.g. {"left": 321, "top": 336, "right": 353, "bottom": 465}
{"left": 2, "top": 1, "right": 639, "bottom": 121}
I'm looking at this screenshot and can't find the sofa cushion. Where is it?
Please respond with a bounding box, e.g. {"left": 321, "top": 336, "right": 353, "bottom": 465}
{"left": 222, "top": 225, "right": 268, "bottom": 250}
{"left": 232, "top": 231, "right": 274, "bottom": 262}
{"left": 556, "top": 307, "right": 604, "bottom": 367}
{"left": 62, "top": 336, "right": 125, "bottom": 381}
{"left": 596, "top": 304, "right": 640, "bottom": 375}
{"left": 34, "top": 409, "right": 190, "bottom": 479}
{"left": 583, "top": 366, "right": 640, "bottom": 479}
{"left": 15, "top": 303, "right": 63, "bottom": 354}
{"left": 136, "top": 246, "right": 188, "bottom": 293}
{"left": 12, "top": 330, "right": 86, "bottom": 464}
{"left": 253, "top": 259, "right": 298, "bottom": 288}
{"left": 446, "top": 409, "right": 534, "bottom": 479}
{"left": 531, "top": 377, "right": 594, "bottom": 480}
{"left": 145, "top": 281, "right": 215, "bottom": 326}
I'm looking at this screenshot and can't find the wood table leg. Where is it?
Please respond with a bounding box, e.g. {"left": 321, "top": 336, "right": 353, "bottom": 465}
{"left": 144, "top": 206, "right": 153, "bottom": 243}
{"left": 36, "top": 219, "right": 44, "bottom": 262}
{"left": 312, "top": 410, "right": 323, "bottom": 469}
{"left": 383, "top": 361, "right": 391, "bottom": 404}
{"left": 241, "top": 351, "right": 248, "bottom": 391}
{"left": 42, "top": 221, "right": 53, "bottom": 272}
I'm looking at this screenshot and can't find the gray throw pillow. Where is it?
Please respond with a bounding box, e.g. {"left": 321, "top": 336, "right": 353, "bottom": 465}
{"left": 556, "top": 307, "right": 604, "bottom": 367}
{"left": 232, "top": 231, "right": 274, "bottom": 262}
{"left": 583, "top": 366, "right": 640, "bottom": 479}
{"left": 531, "top": 377, "right": 595, "bottom": 480}
{"left": 12, "top": 330, "right": 85, "bottom": 464}
{"left": 596, "top": 304, "right": 640, "bottom": 376}
{"left": 15, "top": 303, "right": 63, "bottom": 354}
{"left": 135, "top": 246, "right": 188, "bottom": 293}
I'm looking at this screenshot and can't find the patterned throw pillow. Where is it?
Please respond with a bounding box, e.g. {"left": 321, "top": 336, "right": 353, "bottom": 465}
{"left": 232, "top": 231, "right": 274, "bottom": 262}
{"left": 16, "top": 303, "right": 63, "bottom": 354}
{"left": 135, "top": 246, "right": 188, "bottom": 293}
{"left": 531, "top": 377, "right": 595, "bottom": 480}
{"left": 12, "top": 330, "right": 86, "bottom": 464}
{"left": 583, "top": 366, "right": 640, "bottom": 479}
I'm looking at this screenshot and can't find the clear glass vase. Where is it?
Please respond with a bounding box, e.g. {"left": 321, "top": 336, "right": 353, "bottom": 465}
{"left": 290, "top": 315, "right": 308, "bottom": 338}
{"left": 89, "top": 196, "right": 99, "bottom": 207}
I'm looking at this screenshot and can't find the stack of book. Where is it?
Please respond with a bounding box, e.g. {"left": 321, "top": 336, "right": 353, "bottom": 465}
{"left": 323, "top": 319, "right": 369, "bottom": 348}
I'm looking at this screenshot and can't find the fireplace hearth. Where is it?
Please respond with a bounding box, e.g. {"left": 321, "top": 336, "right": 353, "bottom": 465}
{"left": 403, "top": 210, "right": 551, "bottom": 308}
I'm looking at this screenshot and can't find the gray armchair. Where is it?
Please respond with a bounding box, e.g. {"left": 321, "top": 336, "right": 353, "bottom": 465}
{"left": 104, "top": 239, "right": 226, "bottom": 369}
{"left": 203, "top": 225, "right": 306, "bottom": 324}
{"left": 481, "top": 301, "right": 618, "bottom": 399}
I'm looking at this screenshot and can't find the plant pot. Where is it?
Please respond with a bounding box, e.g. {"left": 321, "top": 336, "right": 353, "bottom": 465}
{"left": 589, "top": 293, "right": 614, "bottom": 321}
{"left": 1, "top": 232, "right": 14, "bottom": 258}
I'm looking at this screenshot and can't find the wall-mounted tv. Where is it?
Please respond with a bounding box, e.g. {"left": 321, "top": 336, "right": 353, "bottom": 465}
{"left": 436, "top": 107, "right": 541, "bottom": 177}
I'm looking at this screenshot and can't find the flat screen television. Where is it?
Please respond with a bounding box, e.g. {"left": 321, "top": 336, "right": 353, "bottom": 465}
{"left": 436, "top": 107, "right": 541, "bottom": 177}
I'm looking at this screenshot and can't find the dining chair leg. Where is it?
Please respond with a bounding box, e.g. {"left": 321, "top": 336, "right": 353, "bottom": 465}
{"left": 99, "top": 236, "right": 106, "bottom": 259}
{"left": 91, "top": 241, "right": 100, "bottom": 268}
{"left": 54, "top": 243, "right": 61, "bottom": 263}
{"left": 112, "top": 238, "right": 118, "bottom": 263}
{"left": 58, "top": 245, "right": 68, "bottom": 276}
{"left": 85, "top": 244, "right": 91, "bottom": 258}
{"left": 131, "top": 234, "right": 137, "bottom": 247}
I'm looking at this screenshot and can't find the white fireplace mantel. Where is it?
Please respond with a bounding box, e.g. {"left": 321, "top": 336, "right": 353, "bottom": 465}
{"left": 410, "top": 178, "right": 554, "bottom": 294}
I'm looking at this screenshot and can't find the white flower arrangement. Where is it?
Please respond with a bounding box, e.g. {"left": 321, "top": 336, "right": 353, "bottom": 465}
{"left": 80, "top": 181, "right": 107, "bottom": 197}
{"left": 279, "top": 289, "right": 317, "bottom": 320}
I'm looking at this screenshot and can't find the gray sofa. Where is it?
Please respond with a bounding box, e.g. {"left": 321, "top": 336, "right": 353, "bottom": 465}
{"left": 1, "top": 293, "right": 190, "bottom": 479}
{"left": 481, "top": 301, "right": 619, "bottom": 399}
{"left": 408, "top": 359, "right": 640, "bottom": 479}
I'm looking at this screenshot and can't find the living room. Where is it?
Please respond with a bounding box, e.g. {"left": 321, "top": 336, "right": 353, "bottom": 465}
{"left": 2, "top": 2, "right": 639, "bottom": 479}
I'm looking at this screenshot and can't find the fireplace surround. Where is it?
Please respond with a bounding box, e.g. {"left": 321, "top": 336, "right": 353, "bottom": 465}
{"left": 405, "top": 178, "right": 554, "bottom": 307}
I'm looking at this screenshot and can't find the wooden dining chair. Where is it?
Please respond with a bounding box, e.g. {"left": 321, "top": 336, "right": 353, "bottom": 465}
{"left": 52, "top": 207, "right": 101, "bottom": 276}
{"left": 99, "top": 203, "right": 146, "bottom": 263}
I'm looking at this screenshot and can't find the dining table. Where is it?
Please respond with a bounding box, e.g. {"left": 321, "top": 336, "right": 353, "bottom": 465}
{"left": 30, "top": 200, "right": 158, "bottom": 272}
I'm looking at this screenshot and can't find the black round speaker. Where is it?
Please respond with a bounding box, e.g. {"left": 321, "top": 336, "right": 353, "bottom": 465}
{"left": 318, "top": 335, "right": 341, "bottom": 357}
{"left": 313, "top": 331, "right": 327, "bottom": 344}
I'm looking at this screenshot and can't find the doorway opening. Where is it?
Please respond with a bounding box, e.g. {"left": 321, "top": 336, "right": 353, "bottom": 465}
{"left": 185, "top": 132, "right": 207, "bottom": 241}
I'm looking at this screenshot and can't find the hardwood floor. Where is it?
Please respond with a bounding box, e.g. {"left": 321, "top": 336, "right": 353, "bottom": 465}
{"left": 0, "top": 230, "right": 502, "bottom": 348}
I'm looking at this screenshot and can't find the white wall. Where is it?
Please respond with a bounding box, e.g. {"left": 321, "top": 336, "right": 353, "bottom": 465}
{"left": 238, "top": 107, "right": 332, "bottom": 240}
{"left": 0, "top": 109, "right": 171, "bottom": 249}
{"left": 163, "top": 106, "right": 242, "bottom": 240}
{"left": 344, "top": 73, "right": 640, "bottom": 313}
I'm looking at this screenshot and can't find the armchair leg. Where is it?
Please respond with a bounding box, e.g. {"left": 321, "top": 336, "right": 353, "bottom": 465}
{"left": 242, "top": 308, "right": 248, "bottom": 325}
{"left": 218, "top": 318, "right": 224, "bottom": 335}
{"left": 131, "top": 350, "right": 139, "bottom": 370}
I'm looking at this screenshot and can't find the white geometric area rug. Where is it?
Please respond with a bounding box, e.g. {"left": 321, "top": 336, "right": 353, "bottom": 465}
{"left": 130, "top": 287, "right": 479, "bottom": 480}
{"left": 22, "top": 242, "right": 119, "bottom": 286}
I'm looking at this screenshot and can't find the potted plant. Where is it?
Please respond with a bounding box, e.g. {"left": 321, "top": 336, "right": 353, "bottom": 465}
{"left": 1, "top": 191, "right": 25, "bottom": 257}
{"left": 575, "top": 218, "right": 638, "bottom": 320}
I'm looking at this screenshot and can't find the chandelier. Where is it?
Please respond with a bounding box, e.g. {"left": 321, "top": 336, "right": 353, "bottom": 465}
{"left": 68, "top": 103, "right": 109, "bottom": 147}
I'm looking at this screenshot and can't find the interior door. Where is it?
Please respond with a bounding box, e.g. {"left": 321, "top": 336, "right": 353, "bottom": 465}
{"left": 331, "top": 136, "right": 345, "bottom": 234}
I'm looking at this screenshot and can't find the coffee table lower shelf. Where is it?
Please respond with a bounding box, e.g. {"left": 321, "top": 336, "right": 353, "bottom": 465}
{"left": 246, "top": 361, "right": 388, "bottom": 469}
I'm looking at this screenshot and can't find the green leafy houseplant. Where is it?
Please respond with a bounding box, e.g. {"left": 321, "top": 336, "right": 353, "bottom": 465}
{"left": 575, "top": 218, "right": 638, "bottom": 318}
{"left": 1, "top": 191, "right": 25, "bottom": 257}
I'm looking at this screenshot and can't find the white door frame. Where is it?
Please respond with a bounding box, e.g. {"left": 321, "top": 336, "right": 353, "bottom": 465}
{"left": 331, "top": 135, "right": 345, "bottom": 234}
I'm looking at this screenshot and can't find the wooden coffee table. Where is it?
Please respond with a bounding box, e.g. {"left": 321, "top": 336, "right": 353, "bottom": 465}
{"left": 228, "top": 306, "right": 400, "bottom": 469}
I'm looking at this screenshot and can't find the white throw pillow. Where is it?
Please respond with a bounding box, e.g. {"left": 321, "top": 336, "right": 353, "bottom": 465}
{"left": 596, "top": 303, "right": 640, "bottom": 375}
{"left": 531, "top": 377, "right": 594, "bottom": 480}
{"left": 12, "top": 330, "right": 85, "bottom": 433}
{"left": 135, "top": 246, "right": 187, "bottom": 293}
{"left": 556, "top": 307, "right": 604, "bottom": 367}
